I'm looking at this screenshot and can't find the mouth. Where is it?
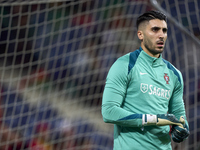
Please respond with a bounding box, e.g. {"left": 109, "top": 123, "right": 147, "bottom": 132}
{"left": 156, "top": 41, "right": 164, "bottom": 47}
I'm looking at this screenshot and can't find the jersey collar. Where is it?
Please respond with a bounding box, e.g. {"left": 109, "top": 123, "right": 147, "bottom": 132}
{"left": 139, "top": 47, "right": 164, "bottom": 66}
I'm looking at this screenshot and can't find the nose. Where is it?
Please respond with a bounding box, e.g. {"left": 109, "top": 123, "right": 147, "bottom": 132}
{"left": 159, "top": 31, "right": 165, "bottom": 38}
{"left": 159, "top": 30, "right": 166, "bottom": 40}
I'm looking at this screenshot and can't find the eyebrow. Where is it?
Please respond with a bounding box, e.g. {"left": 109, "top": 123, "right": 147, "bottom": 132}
{"left": 151, "top": 26, "right": 168, "bottom": 31}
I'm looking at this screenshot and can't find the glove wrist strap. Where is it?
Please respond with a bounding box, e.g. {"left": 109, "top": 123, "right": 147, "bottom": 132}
{"left": 142, "top": 114, "right": 157, "bottom": 125}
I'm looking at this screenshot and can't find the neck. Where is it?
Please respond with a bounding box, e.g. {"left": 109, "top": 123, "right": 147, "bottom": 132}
{"left": 141, "top": 45, "right": 160, "bottom": 58}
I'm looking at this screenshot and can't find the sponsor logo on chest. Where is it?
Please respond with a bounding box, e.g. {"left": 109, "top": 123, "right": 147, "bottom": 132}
{"left": 140, "top": 83, "right": 170, "bottom": 100}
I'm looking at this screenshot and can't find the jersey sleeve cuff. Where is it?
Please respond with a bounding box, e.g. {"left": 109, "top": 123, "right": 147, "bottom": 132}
{"left": 142, "top": 114, "right": 157, "bottom": 125}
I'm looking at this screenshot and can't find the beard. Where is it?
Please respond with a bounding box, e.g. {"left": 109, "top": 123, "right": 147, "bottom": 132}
{"left": 143, "top": 38, "right": 164, "bottom": 55}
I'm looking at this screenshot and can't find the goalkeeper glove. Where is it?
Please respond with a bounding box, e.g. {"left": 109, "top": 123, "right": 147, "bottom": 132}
{"left": 142, "top": 114, "right": 184, "bottom": 126}
{"left": 171, "top": 116, "right": 190, "bottom": 143}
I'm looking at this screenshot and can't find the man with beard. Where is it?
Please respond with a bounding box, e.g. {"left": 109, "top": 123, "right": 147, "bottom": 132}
{"left": 101, "top": 10, "right": 189, "bottom": 150}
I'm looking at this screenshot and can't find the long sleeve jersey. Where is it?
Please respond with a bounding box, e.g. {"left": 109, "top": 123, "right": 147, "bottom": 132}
{"left": 102, "top": 47, "right": 188, "bottom": 150}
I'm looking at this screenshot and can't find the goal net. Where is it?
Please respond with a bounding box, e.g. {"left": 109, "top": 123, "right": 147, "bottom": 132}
{"left": 0, "top": 0, "right": 199, "bottom": 150}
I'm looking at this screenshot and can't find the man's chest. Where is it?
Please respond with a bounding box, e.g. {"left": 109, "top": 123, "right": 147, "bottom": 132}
{"left": 127, "top": 64, "right": 175, "bottom": 101}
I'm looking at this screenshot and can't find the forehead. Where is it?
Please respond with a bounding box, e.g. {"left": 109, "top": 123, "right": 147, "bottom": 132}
{"left": 147, "top": 19, "right": 167, "bottom": 28}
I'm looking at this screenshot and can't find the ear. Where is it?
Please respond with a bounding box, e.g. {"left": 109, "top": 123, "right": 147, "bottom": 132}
{"left": 137, "top": 30, "right": 143, "bottom": 41}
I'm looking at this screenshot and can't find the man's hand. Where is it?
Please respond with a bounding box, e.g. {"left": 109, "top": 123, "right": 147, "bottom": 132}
{"left": 156, "top": 114, "right": 184, "bottom": 126}
{"left": 142, "top": 114, "right": 184, "bottom": 126}
{"left": 171, "top": 116, "right": 190, "bottom": 143}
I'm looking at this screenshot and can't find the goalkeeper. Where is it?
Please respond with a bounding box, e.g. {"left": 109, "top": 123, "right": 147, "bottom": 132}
{"left": 101, "top": 10, "right": 189, "bottom": 150}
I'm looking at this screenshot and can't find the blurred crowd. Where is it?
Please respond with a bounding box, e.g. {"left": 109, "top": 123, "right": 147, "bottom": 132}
{"left": 0, "top": 1, "right": 136, "bottom": 149}
{"left": 0, "top": 0, "right": 199, "bottom": 149}
{"left": 0, "top": 83, "right": 113, "bottom": 150}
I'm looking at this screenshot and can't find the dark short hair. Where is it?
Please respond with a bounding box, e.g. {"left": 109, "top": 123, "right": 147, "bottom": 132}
{"left": 136, "top": 10, "right": 167, "bottom": 29}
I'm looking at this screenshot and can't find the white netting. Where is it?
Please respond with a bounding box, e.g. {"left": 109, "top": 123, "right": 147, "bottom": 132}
{"left": 0, "top": 0, "right": 199, "bottom": 150}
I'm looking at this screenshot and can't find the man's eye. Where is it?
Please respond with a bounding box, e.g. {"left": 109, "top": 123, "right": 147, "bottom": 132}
{"left": 163, "top": 28, "right": 168, "bottom": 33}
{"left": 152, "top": 28, "right": 159, "bottom": 32}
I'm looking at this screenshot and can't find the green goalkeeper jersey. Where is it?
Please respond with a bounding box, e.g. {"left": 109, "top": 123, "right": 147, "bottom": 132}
{"left": 102, "top": 47, "right": 188, "bottom": 150}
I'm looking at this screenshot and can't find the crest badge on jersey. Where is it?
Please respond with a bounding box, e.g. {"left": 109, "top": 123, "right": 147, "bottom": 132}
{"left": 164, "top": 73, "right": 169, "bottom": 84}
{"left": 140, "top": 83, "right": 148, "bottom": 93}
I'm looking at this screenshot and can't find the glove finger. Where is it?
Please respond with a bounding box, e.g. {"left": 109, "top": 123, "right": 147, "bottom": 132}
{"left": 172, "top": 129, "right": 187, "bottom": 139}
{"left": 172, "top": 133, "right": 183, "bottom": 143}
{"left": 171, "top": 130, "right": 188, "bottom": 143}
{"left": 172, "top": 132, "right": 182, "bottom": 141}
{"left": 179, "top": 116, "right": 185, "bottom": 125}
{"left": 171, "top": 128, "right": 189, "bottom": 143}
{"left": 173, "top": 125, "right": 190, "bottom": 137}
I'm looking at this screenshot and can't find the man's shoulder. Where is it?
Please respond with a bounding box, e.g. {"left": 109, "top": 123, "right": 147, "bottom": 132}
{"left": 162, "top": 58, "right": 180, "bottom": 73}
{"left": 162, "top": 58, "right": 182, "bottom": 84}
{"left": 117, "top": 49, "right": 142, "bottom": 64}
{"left": 118, "top": 48, "right": 142, "bottom": 60}
{"left": 111, "top": 49, "right": 142, "bottom": 74}
{"left": 128, "top": 48, "right": 142, "bottom": 73}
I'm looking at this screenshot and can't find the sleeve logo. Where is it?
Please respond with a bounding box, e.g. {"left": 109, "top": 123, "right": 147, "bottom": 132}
{"left": 164, "top": 73, "right": 169, "bottom": 84}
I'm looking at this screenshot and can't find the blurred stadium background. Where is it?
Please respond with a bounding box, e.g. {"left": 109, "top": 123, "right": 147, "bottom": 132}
{"left": 0, "top": 0, "right": 199, "bottom": 150}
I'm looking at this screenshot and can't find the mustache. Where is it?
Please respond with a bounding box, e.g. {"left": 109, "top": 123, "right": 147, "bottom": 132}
{"left": 156, "top": 40, "right": 164, "bottom": 43}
